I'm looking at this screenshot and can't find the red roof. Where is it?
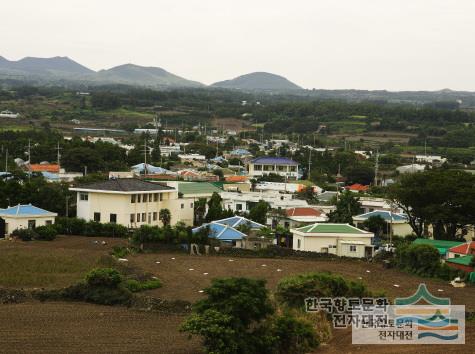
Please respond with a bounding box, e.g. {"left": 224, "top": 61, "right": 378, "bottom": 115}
{"left": 345, "top": 183, "right": 369, "bottom": 192}
{"left": 225, "top": 176, "right": 248, "bottom": 182}
{"left": 29, "top": 164, "right": 60, "bottom": 173}
{"left": 448, "top": 241, "right": 475, "bottom": 255}
{"left": 285, "top": 207, "right": 322, "bottom": 217}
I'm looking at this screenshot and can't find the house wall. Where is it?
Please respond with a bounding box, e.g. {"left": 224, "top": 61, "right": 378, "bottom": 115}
{"left": 76, "top": 190, "right": 194, "bottom": 227}
{"left": 248, "top": 163, "right": 298, "bottom": 180}
{"left": 3, "top": 216, "right": 55, "bottom": 235}
{"left": 292, "top": 234, "right": 372, "bottom": 258}
{"left": 446, "top": 262, "right": 473, "bottom": 273}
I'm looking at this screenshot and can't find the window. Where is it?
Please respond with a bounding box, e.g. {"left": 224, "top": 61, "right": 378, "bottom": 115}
{"left": 190, "top": 202, "right": 193, "bottom": 208}
{"left": 153, "top": 212, "right": 157, "bottom": 221}
{"left": 142, "top": 213, "right": 146, "bottom": 222}
{"left": 236, "top": 203, "right": 243, "bottom": 211}
{"left": 28, "top": 220, "right": 36, "bottom": 229}
{"left": 159, "top": 194, "right": 163, "bottom": 201}
{"left": 137, "top": 213, "right": 140, "bottom": 222}
{"left": 290, "top": 166, "right": 296, "bottom": 172}
{"left": 254, "top": 164, "right": 262, "bottom": 171}
{"left": 181, "top": 203, "right": 184, "bottom": 209}
{"left": 278, "top": 165, "right": 285, "bottom": 171}
{"left": 45, "top": 220, "right": 52, "bottom": 226}
{"left": 110, "top": 214, "right": 117, "bottom": 223}
{"left": 349, "top": 245, "right": 357, "bottom": 252}
{"left": 143, "top": 194, "right": 148, "bottom": 203}
{"left": 130, "top": 214, "right": 135, "bottom": 223}
{"left": 148, "top": 213, "right": 152, "bottom": 223}
{"left": 297, "top": 239, "right": 301, "bottom": 249}
{"left": 137, "top": 194, "right": 141, "bottom": 203}
{"left": 94, "top": 212, "right": 101, "bottom": 222}
{"left": 79, "top": 192, "right": 88, "bottom": 201}
{"left": 263, "top": 165, "right": 270, "bottom": 171}
{"left": 154, "top": 193, "right": 159, "bottom": 202}
{"left": 131, "top": 195, "right": 136, "bottom": 203}
{"left": 149, "top": 194, "right": 153, "bottom": 202}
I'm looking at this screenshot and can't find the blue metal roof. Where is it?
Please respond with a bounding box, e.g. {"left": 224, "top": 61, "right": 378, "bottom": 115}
{"left": 354, "top": 210, "right": 407, "bottom": 222}
{"left": 230, "top": 149, "right": 251, "bottom": 156}
{"left": 41, "top": 171, "right": 60, "bottom": 181}
{"left": 192, "top": 216, "right": 264, "bottom": 241}
{"left": 0, "top": 204, "right": 57, "bottom": 216}
{"left": 251, "top": 156, "right": 298, "bottom": 166}
{"left": 131, "top": 163, "right": 174, "bottom": 175}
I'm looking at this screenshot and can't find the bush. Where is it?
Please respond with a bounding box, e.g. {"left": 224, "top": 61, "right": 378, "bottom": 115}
{"left": 85, "top": 268, "right": 123, "bottom": 287}
{"left": 269, "top": 314, "right": 320, "bottom": 354}
{"left": 54, "top": 217, "right": 128, "bottom": 238}
{"left": 62, "top": 282, "right": 132, "bottom": 306}
{"left": 395, "top": 244, "right": 441, "bottom": 276}
{"left": 34, "top": 225, "right": 58, "bottom": 241}
{"left": 276, "top": 272, "right": 371, "bottom": 309}
{"left": 11, "top": 228, "right": 38, "bottom": 241}
{"left": 111, "top": 246, "right": 130, "bottom": 258}
{"left": 124, "top": 278, "right": 162, "bottom": 293}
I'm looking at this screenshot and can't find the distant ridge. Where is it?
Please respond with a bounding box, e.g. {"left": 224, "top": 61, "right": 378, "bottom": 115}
{"left": 211, "top": 72, "right": 302, "bottom": 91}
{"left": 0, "top": 56, "right": 203, "bottom": 88}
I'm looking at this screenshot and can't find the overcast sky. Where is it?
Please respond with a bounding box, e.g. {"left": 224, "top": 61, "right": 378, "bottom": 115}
{"left": 2, "top": 0, "right": 475, "bottom": 91}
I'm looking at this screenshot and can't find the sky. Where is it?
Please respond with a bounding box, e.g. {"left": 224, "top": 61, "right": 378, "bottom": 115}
{"left": 2, "top": 0, "right": 475, "bottom": 91}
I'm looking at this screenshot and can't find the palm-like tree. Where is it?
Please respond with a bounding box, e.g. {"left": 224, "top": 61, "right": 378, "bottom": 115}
{"left": 159, "top": 208, "right": 171, "bottom": 227}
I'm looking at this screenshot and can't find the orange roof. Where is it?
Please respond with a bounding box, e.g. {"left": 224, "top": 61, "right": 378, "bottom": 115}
{"left": 225, "top": 176, "right": 248, "bottom": 182}
{"left": 285, "top": 207, "right": 322, "bottom": 217}
{"left": 449, "top": 241, "right": 475, "bottom": 255}
{"left": 345, "top": 183, "right": 369, "bottom": 191}
{"left": 29, "top": 164, "right": 60, "bottom": 173}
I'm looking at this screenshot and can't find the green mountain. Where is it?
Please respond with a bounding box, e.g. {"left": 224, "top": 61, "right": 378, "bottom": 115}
{"left": 95, "top": 64, "right": 203, "bottom": 88}
{"left": 211, "top": 72, "right": 302, "bottom": 91}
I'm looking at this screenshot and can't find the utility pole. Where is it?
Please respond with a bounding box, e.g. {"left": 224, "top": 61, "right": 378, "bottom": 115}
{"left": 308, "top": 149, "right": 312, "bottom": 180}
{"left": 374, "top": 149, "right": 379, "bottom": 186}
{"left": 56, "top": 142, "right": 62, "bottom": 170}
{"left": 143, "top": 138, "right": 149, "bottom": 175}
{"left": 5, "top": 148, "right": 8, "bottom": 172}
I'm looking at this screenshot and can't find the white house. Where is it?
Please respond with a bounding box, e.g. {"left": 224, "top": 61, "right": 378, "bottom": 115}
{"left": 220, "top": 191, "right": 309, "bottom": 214}
{"left": 248, "top": 157, "right": 299, "bottom": 180}
{"left": 70, "top": 178, "right": 194, "bottom": 228}
{"left": 353, "top": 210, "right": 413, "bottom": 237}
{"left": 291, "top": 223, "right": 374, "bottom": 258}
{"left": 0, "top": 110, "right": 19, "bottom": 118}
{"left": 415, "top": 155, "right": 447, "bottom": 165}
{"left": 0, "top": 204, "right": 57, "bottom": 237}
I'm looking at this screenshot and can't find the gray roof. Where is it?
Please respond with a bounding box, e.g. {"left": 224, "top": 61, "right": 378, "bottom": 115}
{"left": 75, "top": 178, "right": 174, "bottom": 192}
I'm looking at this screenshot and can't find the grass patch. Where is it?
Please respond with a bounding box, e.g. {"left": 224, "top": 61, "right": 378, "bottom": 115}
{"left": 0, "top": 248, "right": 99, "bottom": 288}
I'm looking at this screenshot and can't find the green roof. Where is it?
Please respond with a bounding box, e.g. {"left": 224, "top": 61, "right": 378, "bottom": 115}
{"left": 413, "top": 238, "right": 463, "bottom": 252}
{"left": 446, "top": 255, "right": 473, "bottom": 267}
{"left": 178, "top": 182, "right": 222, "bottom": 196}
{"left": 295, "top": 223, "right": 367, "bottom": 234}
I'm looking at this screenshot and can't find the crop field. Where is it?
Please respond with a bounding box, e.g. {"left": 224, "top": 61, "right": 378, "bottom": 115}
{"left": 0, "top": 236, "right": 474, "bottom": 353}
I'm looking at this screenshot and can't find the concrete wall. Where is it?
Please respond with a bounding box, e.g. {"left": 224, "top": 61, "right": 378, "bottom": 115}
{"left": 3, "top": 216, "right": 55, "bottom": 236}
{"left": 76, "top": 190, "right": 194, "bottom": 227}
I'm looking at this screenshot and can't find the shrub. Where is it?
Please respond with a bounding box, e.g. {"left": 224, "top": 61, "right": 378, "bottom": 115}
{"left": 269, "top": 314, "right": 320, "bottom": 354}
{"left": 395, "top": 244, "right": 441, "bottom": 276}
{"left": 111, "top": 246, "right": 130, "bottom": 258}
{"left": 35, "top": 225, "right": 58, "bottom": 241}
{"left": 11, "top": 228, "right": 38, "bottom": 241}
{"left": 276, "top": 272, "right": 371, "bottom": 309}
{"left": 85, "top": 268, "right": 123, "bottom": 287}
{"left": 124, "top": 278, "right": 162, "bottom": 293}
{"left": 54, "top": 217, "right": 128, "bottom": 238}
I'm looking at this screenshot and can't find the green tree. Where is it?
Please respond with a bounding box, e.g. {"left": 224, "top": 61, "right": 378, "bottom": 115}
{"left": 248, "top": 200, "right": 269, "bottom": 225}
{"left": 328, "top": 191, "right": 361, "bottom": 224}
{"left": 159, "top": 208, "right": 171, "bottom": 227}
{"left": 205, "top": 192, "right": 225, "bottom": 222}
{"left": 362, "top": 215, "right": 387, "bottom": 238}
{"left": 194, "top": 198, "right": 207, "bottom": 226}
{"left": 389, "top": 169, "right": 475, "bottom": 240}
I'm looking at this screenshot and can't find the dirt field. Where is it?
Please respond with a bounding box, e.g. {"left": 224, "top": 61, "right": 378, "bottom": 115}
{"left": 0, "top": 236, "right": 473, "bottom": 353}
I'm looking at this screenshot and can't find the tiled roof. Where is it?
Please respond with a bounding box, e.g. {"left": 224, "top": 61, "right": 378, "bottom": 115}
{"left": 29, "top": 164, "right": 60, "bottom": 173}
{"left": 250, "top": 157, "right": 298, "bottom": 166}
{"left": 225, "top": 176, "right": 248, "bottom": 182}
{"left": 448, "top": 241, "right": 475, "bottom": 255}
{"left": 192, "top": 216, "right": 264, "bottom": 241}
{"left": 345, "top": 184, "right": 369, "bottom": 191}
{"left": 294, "top": 223, "right": 369, "bottom": 234}
{"left": 75, "top": 178, "right": 174, "bottom": 192}
{"left": 0, "top": 204, "right": 57, "bottom": 217}
{"left": 413, "top": 239, "right": 464, "bottom": 255}
{"left": 285, "top": 207, "right": 322, "bottom": 217}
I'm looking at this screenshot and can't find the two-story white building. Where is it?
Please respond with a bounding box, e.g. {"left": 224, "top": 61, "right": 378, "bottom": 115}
{"left": 70, "top": 179, "right": 194, "bottom": 228}
{"left": 248, "top": 157, "right": 299, "bottom": 180}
